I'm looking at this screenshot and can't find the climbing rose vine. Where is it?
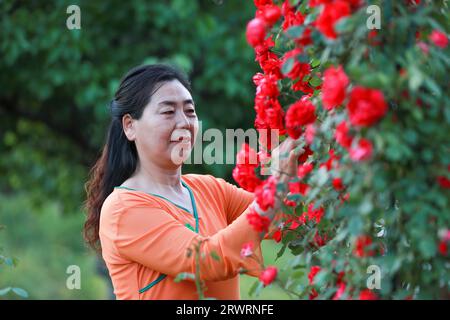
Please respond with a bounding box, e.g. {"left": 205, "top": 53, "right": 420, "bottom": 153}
{"left": 237, "top": 0, "right": 449, "bottom": 299}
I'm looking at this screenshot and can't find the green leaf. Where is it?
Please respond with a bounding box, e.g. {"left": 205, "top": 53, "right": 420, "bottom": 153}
{"left": 316, "top": 167, "right": 329, "bottom": 187}
{"left": 418, "top": 237, "right": 437, "bottom": 259}
{"left": 275, "top": 243, "right": 288, "bottom": 261}
{"left": 282, "top": 57, "right": 295, "bottom": 75}
{"left": 291, "top": 269, "right": 305, "bottom": 280}
{"left": 309, "top": 76, "right": 322, "bottom": 87}
{"left": 174, "top": 272, "right": 196, "bottom": 283}
{"left": 348, "top": 216, "right": 363, "bottom": 236}
{"left": 423, "top": 76, "right": 442, "bottom": 97}
{"left": 285, "top": 26, "right": 305, "bottom": 39}
{"left": 408, "top": 66, "right": 424, "bottom": 91}
{"left": 248, "top": 280, "right": 263, "bottom": 297}
{"left": 210, "top": 251, "right": 220, "bottom": 261}
{"left": 313, "top": 270, "right": 329, "bottom": 287}
{"left": 334, "top": 17, "right": 351, "bottom": 33}
{"left": 311, "top": 58, "right": 321, "bottom": 68}
{"left": 297, "top": 54, "right": 309, "bottom": 63}
{"left": 359, "top": 198, "right": 373, "bottom": 215}
{"left": 0, "top": 287, "right": 11, "bottom": 296}
{"left": 4, "top": 257, "right": 14, "bottom": 267}
{"left": 304, "top": 12, "right": 318, "bottom": 25}
{"left": 12, "top": 287, "right": 28, "bottom": 298}
{"left": 288, "top": 243, "right": 304, "bottom": 255}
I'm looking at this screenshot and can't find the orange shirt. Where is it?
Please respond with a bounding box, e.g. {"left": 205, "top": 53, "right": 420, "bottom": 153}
{"left": 99, "top": 173, "right": 271, "bottom": 300}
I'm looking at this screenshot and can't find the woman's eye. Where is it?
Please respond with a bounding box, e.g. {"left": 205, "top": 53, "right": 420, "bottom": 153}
{"left": 163, "top": 111, "right": 174, "bottom": 114}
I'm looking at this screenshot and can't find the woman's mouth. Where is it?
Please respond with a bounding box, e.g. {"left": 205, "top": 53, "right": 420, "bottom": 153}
{"left": 171, "top": 137, "right": 191, "bottom": 143}
{"left": 170, "top": 129, "right": 192, "bottom": 145}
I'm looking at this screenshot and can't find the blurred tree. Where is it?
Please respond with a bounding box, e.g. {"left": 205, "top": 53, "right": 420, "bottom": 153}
{"left": 0, "top": 0, "right": 259, "bottom": 212}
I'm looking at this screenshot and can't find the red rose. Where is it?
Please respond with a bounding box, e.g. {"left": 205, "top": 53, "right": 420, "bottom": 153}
{"left": 305, "top": 124, "right": 316, "bottom": 145}
{"left": 335, "top": 121, "right": 353, "bottom": 149}
{"left": 272, "top": 229, "right": 282, "bottom": 242}
{"left": 252, "top": 72, "right": 265, "bottom": 86}
{"left": 309, "top": 0, "right": 334, "bottom": 7}
{"left": 322, "top": 65, "right": 349, "bottom": 110}
{"left": 308, "top": 266, "right": 322, "bottom": 284}
{"left": 340, "top": 192, "right": 350, "bottom": 203}
{"left": 429, "top": 30, "right": 448, "bottom": 48}
{"left": 302, "top": 203, "right": 325, "bottom": 224}
{"left": 438, "top": 240, "right": 448, "bottom": 256}
{"left": 406, "top": 0, "right": 421, "bottom": 5}
{"left": 257, "top": 127, "right": 282, "bottom": 152}
{"left": 285, "top": 97, "right": 317, "bottom": 139}
{"left": 354, "top": 235, "right": 374, "bottom": 257}
{"left": 359, "top": 289, "right": 378, "bottom": 300}
{"left": 254, "top": 0, "right": 273, "bottom": 9}
{"left": 260, "top": 57, "right": 283, "bottom": 79}
{"left": 295, "top": 27, "right": 313, "bottom": 47}
{"left": 444, "top": 229, "right": 450, "bottom": 242}
{"left": 332, "top": 178, "right": 344, "bottom": 191}
{"left": 437, "top": 176, "right": 450, "bottom": 189}
{"left": 232, "top": 165, "right": 263, "bottom": 192}
{"left": 297, "top": 162, "right": 314, "bottom": 179}
{"left": 347, "top": 86, "right": 388, "bottom": 127}
{"left": 240, "top": 242, "right": 254, "bottom": 258}
{"left": 308, "top": 266, "right": 322, "bottom": 299}
{"left": 284, "top": 198, "right": 297, "bottom": 207}
{"left": 417, "top": 41, "right": 429, "bottom": 55}
{"left": 333, "top": 282, "right": 347, "bottom": 300}
{"left": 233, "top": 143, "right": 264, "bottom": 191}
{"left": 281, "top": 1, "right": 305, "bottom": 31}
{"left": 259, "top": 266, "right": 278, "bottom": 286}
{"left": 288, "top": 218, "right": 302, "bottom": 230}
{"left": 236, "top": 143, "right": 259, "bottom": 167}
{"left": 288, "top": 181, "right": 310, "bottom": 196}
{"left": 246, "top": 18, "right": 267, "bottom": 47}
{"left": 256, "top": 4, "right": 282, "bottom": 27}
{"left": 281, "top": 48, "right": 311, "bottom": 81}
{"left": 316, "top": 1, "right": 351, "bottom": 39}
{"left": 254, "top": 38, "right": 283, "bottom": 80}
{"left": 349, "top": 138, "right": 373, "bottom": 162}
{"left": 298, "top": 145, "right": 313, "bottom": 163}
{"left": 368, "top": 30, "right": 382, "bottom": 46}
{"left": 321, "top": 149, "right": 340, "bottom": 170}
{"left": 246, "top": 206, "right": 272, "bottom": 233}
{"left": 255, "top": 176, "right": 277, "bottom": 211}
{"left": 254, "top": 105, "right": 286, "bottom": 142}
{"left": 311, "top": 231, "right": 329, "bottom": 248}
{"left": 255, "top": 72, "right": 279, "bottom": 98}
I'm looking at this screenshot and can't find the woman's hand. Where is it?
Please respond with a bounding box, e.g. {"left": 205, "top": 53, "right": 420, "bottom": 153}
{"left": 270, "top": 136, "right": 304, "bottom": 185}
{"left": 252, "top": 136, "right": 305, "bottom": 229}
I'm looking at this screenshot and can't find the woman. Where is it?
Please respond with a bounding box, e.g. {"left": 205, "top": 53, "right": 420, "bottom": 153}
{"left": 84, "top": 64, "right": 301, "bottom": 300}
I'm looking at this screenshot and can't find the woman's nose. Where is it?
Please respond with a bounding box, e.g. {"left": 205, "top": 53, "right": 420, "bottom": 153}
{"left": 175, "top": 109, "right": 191, "bottom": 128}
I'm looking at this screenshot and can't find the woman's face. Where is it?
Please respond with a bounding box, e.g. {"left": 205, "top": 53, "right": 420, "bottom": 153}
{"left": 125, "top": 79, "right": 199, "bottom": 169}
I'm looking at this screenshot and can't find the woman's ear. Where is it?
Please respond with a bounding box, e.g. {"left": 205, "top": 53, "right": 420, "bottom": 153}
{"left": 122, "top": 114, "right": 136, "bottom": 142}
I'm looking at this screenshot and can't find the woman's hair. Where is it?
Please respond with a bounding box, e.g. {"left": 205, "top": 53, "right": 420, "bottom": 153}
{"left": 84, "top": 64, "right": 192, "bottom": 252}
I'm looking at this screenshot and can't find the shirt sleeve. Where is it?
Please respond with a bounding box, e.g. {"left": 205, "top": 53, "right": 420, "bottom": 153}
{"left": 114, "top": 203, "right": 266, "bottom": 282}
{"left": 213, "top": 176, "right": 255, "bottom": 225}
{"left": 213, "top": 176, "right": 273, "bottom": 240}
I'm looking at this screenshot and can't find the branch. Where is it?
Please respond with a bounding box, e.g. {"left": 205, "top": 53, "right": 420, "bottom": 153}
{"left": 0, "top": 97, "right": 99, "bottom": 166}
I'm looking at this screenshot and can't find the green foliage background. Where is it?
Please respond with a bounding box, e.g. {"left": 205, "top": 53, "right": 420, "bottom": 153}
{"left": 0, "top": 0, "right": 280, "bottom": 299}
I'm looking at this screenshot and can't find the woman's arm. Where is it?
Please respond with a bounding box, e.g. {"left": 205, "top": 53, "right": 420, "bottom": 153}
{"left": 113, "top": 203, "right": 267, "bottom": 282}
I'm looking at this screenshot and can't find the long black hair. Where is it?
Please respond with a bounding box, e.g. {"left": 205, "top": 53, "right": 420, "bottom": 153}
{"left": 84, "top": 64, "right": 192, "bottom": 252}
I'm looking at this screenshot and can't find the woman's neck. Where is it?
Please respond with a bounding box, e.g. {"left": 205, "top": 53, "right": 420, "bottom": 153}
{"left": 128, "top": 161, "right": 184, "bottom": 194}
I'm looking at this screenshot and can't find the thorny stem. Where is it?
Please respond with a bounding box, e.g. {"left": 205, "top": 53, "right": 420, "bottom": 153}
{"left": 193, "top": 238, "right": 206, "bottom": 300}
{"left": 276, "top": 279, "right": 303, "bottom": 299}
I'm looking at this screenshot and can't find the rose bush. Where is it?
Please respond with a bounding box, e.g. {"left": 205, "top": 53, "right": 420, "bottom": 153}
{"left": 238, "top": 0, "right": 449, "bottom": 299}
